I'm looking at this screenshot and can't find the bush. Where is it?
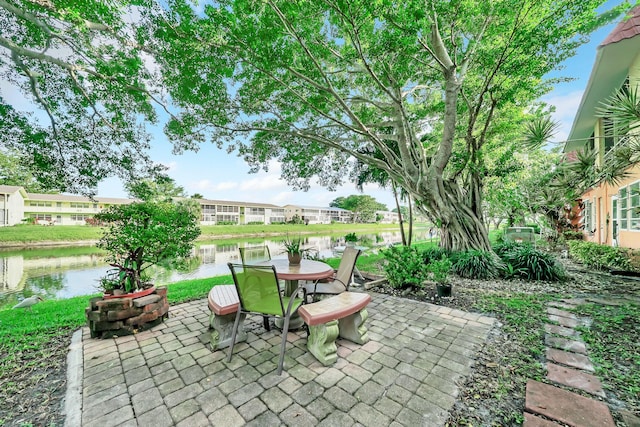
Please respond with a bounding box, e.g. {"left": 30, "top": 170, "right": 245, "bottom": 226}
{"left": 422, "top": 246, "right": 448, "bottom": 264}
{"left": 382, "top": 245, "right": 430, "bottom": 289}
{"left": 499, "top": 246, "right": 565, "bottom": 281}
{"left": 216, "top": 221, "right": 237, "bottom": 225}
{"left": 562, "top": 230, "right": 584, "bottom": 241}
{"left": 246, "top": 221, "right": 264, "bottom": 225}
{"left": 452, "top": 250, "right": 502, "bottom": 279}
{"left": 493, "top": 241, "right": 528, "bottom": 257}
{"left": 567, "top": 241, "right": 632, "bottom": 271}
{"left": 428, "top": 256, "right": 452, "bottom": 284}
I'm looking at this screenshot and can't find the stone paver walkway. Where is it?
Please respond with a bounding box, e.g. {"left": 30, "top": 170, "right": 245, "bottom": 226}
{"left": 70, "top": 292, "right": 495, "bottom": 426}
{"left": 523, "top": 299, "right": 614, "bottom": 427}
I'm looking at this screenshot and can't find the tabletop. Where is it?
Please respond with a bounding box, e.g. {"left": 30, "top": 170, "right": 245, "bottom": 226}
{"left": 256, "top": 259, "right": 334, "bottom": 281}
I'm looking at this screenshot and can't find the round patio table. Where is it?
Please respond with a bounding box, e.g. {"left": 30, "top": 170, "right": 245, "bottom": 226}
{"left": 256, "top": 259, "right": 334, "bottom": 329}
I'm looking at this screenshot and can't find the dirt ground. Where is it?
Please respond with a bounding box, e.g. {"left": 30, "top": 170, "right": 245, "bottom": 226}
{"left": 4, "top": 258, "right": 639, "bottom": 426}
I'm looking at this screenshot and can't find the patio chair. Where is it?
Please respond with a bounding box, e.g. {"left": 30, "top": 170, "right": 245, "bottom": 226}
{"left": 227, "top": 263, "right": 306, "bottom": 375}
{"left": 238, "top": 246, "right": 273, "bottom": 330}
{"left": 238, "top": 245, "right": 272, "bottom": 264}
{"left": 304, "top": 246, "right": 361, "bottom": 302}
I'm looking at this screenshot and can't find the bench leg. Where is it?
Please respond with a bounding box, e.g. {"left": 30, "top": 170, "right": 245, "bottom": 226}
{"left": 209, "top": 312, "right": 247, "bottom": 350}
{"left": 338, "top": 308, "right": 369, "bottom": 345}
{"left": 306, "top": 320, "right": 339, "bottom": 366}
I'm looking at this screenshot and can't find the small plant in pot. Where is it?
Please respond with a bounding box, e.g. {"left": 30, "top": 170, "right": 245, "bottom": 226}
{"left": 282, "top": 234, "right": 310, "bottom": 265}
{"left": 344, "top": 232, "right": 358, "bottom": 246}
{"left": 95, "top": 200, "right": 201, "bottom": 295}
{"left": 429, "top": 255, "right": 453, "bottom": 297}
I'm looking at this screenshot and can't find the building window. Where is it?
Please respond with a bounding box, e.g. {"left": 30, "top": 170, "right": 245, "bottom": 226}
{"left": 31, "top": 214, "right": 52, "bottom": 221}
{"left": 71, "top": 214, "right": 89, "bottom": 221}
{"left": 630, "top": 182, "right": 640, "bottom": 230}
{"left": 618, "top": 181, "right": 640, "bottom": 231}
{"left": 70, "top": 202, "right": 90, "bottom": 208}
{"left": 30, "top": 201, "right": 52, "bottom": 207}
{"left": 583, "top": 200, "right": 593, "bottom": 232}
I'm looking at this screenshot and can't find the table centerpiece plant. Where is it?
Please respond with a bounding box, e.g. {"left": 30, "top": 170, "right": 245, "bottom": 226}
{"left": 282, "top": 234, "right": 311, "bottom": 265}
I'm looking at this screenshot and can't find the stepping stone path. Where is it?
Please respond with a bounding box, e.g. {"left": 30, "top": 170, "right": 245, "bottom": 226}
{"left": 523, "top": 299, "right": 615, "bottom": 426}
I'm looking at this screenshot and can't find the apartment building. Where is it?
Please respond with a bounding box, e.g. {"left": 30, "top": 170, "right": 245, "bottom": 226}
{"left": 564, "top": 6, "right": 640, "bottom": 249}
{"left": 197, "top": 199, "right": 286, "bottom": 225}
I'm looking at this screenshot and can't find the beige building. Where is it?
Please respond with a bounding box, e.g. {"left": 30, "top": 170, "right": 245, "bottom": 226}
{"left": 197, "top": 199, "right": 286, "bottom": 225}
{"left": 283, "top": 205, "right": 352, "bottom": 224}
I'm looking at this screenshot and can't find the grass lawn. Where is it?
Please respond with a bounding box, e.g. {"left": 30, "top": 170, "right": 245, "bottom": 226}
{"left": 0, "top": 222, "right": 417, "bottom": 245}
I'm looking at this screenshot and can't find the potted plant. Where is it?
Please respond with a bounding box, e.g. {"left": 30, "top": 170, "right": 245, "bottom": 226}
{"left": 282, "top": 234, "right": 310, "bottom": 265}
{"left": 86, "top": 200, "right": 201, "bottom": 337}
{"left": 344, "top": 232, "right": 358, "bottom": 247}
{"left": 429, "top": 255, "right": 453, "bottom": 297}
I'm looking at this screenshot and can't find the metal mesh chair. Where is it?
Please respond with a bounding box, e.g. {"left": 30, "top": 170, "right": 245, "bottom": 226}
{"left": 227, "top": 263, "right": 305, "bottom": 375}
{"left": 304, "top": 247, "right": 361, "bottom": 301}
{"left": 238, "top": 246, "right": 272, "bottom": 264}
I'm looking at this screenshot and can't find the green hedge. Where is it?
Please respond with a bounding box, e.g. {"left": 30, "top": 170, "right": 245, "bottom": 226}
{"left": 567, "top": 241, "right": 632, "bottom": 271}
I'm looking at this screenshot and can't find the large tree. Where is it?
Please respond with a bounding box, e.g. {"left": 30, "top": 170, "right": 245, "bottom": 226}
{"left": 154, "top": 0, "right": 623, "bottom": 251}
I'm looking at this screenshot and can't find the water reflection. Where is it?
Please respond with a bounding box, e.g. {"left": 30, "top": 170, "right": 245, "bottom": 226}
{"left": 0, "top": 230, "right": 427, "bottom": 308}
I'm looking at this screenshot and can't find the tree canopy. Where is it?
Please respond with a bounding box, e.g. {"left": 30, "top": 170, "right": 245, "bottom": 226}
{"left": 152, "top": 0, "right": 624, "bottom": 250}
{"left": 0, "top": 0, "right": 168, "bottom": 195}
{"left": 2, "top": 0, "right": 628, "bottom": 249}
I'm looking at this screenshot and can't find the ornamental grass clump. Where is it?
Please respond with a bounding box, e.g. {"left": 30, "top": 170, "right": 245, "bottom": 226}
{"left": 498, "top": 245, "right": 565, "bottom": 281}
{"left": 451, "top": 250, "right": 502, "bottom": 279}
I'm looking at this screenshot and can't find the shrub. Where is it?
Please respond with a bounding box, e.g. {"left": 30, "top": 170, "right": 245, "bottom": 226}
{"left": 499, "top": 246, "right": 565, "bottom": 281}
{"left": 428, "top": 256, "right": 452, "bottom": 284}
{"left": 493, "top": 241, "right": 528, "bottom": 257}
{"left": 422, "top": 246, "right": 448, "bottom": 264}
{"left": 246, "top": 221, "right": 264, "bottom": 225}
{"left": 382, "top": 245, "right": 430, "bottom": 289}
{"left": 562, "top": 230, "right": 584, "bottom": 241}
{"left": 567, "top": 241, "right": 632, "bottom": 271}
{"left": 452, "top": 250, "right": 502, "bottom": 279}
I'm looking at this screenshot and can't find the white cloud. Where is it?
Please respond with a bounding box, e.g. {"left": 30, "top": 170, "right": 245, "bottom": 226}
{"left": 239, "top": 174, "right": 286, "bottom": 191}
{"left": 191, "top": 179, "right": 238, "bottom": 192}
{"left": 542, "top": 90, "right": 584, "bottom": 143}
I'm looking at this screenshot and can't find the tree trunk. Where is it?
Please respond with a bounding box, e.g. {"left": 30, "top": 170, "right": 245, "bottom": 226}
{"left": 392, "top": 183, "right": 407, "bottom": 246}
{"left": 407, "top": 194, "right": 413, "bottom": 247}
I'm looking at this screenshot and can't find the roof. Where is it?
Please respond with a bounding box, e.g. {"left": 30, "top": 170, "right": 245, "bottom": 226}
{"left": 285, "top": 205, "right": 351, "bottom": 212}
{"left": 565, "top": 7, "right": 640, "bottom": 152}
{"left": 26, "top": 193, "right": 133, "bottom": 204}
{"left": 601, "top": 6, "right": 640, "bottom": 46}
{"left": 0, "top": 185, "right": 25, "bottom": 194}
{"left": 197, "top": 199, "right": 282, "bottom": 209}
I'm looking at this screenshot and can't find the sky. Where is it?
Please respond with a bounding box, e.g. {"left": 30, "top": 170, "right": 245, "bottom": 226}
{"left": 4, "top": 1, "right": 629, "bottom": 209}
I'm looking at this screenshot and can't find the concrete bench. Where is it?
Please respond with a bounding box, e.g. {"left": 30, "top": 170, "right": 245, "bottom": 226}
{"left": 298, "top": 292, "right": 371, "bottom": 366}
{"left": 207, "top": 285, "right": 246, "bottom": 350}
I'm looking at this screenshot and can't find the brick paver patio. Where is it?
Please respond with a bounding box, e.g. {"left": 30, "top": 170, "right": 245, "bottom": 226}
{"left": 70, "top": 292, "right": 495, "bottom": 426}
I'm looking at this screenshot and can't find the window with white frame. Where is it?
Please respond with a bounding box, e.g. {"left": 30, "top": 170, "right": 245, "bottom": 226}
{"left": 583, "top": 199, "right": 593, "bottom": 232}
{"left": 617, "top": 181, "right": 640, "bottom": 231}
{"left": 629, "top": 181, "right": 640, "bottom": 230}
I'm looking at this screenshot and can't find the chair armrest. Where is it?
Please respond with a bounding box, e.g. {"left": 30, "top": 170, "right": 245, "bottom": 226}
{"left": 285, "top": 286, "right": 307, "bottom": 316}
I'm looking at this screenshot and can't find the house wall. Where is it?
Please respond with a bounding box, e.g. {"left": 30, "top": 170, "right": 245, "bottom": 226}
{"left": 0, "top": 191, "right": 26, "bottom": 226}
{"left": 581, "top": 167, "right": 640, "bottom": 249}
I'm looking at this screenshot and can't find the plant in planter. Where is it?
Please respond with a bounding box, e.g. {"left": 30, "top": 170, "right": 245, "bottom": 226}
{"left": 429, "top": 255, "right": 453, "bottom": 297}
{"left": 282, "top": 234, "right": 311, "bottom": 265}
{"left": 344, "top": 232, "right": 358, "bottom": 246}
{"left": 86, "top": 200, "right": 200, "bottom": 338}
{"left": 95, "top": 200, "right": 201, "bottom": 294}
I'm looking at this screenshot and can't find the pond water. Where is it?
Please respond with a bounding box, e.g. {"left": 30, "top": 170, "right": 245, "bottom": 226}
{"left": 0, "top": 230, "right": 430, "bottom": 309}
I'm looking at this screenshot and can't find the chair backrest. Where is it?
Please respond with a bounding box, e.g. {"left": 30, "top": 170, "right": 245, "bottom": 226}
{"left": 335, "top": 247, "right": 361, "bottom": 288}
{"left": 227, "top": 263, "right": 285, "bottom": 316}
{"left": 239, "top": 246, "right": 272, "bottom": 264}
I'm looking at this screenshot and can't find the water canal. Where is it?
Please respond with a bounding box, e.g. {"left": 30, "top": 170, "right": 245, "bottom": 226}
{"left": 0, "top": 230, "right": 430, "bottom": 309}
